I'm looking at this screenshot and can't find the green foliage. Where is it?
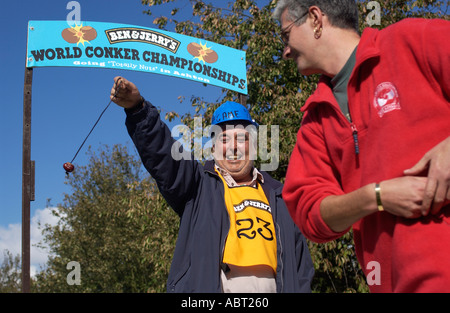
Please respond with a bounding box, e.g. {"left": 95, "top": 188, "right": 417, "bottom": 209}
{"left": 308, "top": 232, "right": 369, "bottom": 293}
{"left": 360, "top": 0, "right": 448, "bottom": 30}
{"left": 0, "top": 250, "right": 22, "bottom": 293}
{"left": 33, "top": 144, "right": 179, "bottom": 292}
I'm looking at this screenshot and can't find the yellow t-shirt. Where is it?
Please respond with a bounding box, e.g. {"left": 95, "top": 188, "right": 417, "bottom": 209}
{"left": 218, "top": 171, "right": 277, "bottom": 273}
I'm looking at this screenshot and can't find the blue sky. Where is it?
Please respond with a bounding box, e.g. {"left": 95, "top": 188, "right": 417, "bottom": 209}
{"left": 0, "top": 0, "right": 225, "bottom": 270}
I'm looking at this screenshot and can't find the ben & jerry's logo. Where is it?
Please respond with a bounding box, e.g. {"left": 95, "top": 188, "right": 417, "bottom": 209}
{"left": 104, "top": 27, "right": 181, "bottom": 53}
{"left": 233, "top": 199, "right": 271, "bottom": 214}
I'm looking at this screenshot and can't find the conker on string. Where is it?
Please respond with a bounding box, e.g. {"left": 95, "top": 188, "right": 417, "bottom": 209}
{"left": 63, "top": 162, "right": 75, "bottom": 173}
{"left": 62, "top": 78, "right": 121, "bottom": 176}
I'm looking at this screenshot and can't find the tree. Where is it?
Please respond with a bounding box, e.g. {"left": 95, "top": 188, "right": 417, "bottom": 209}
{"left": 140, "top": 0, "right": 448, "bottom": 292}
{"left": 33, "top": 144, "right": 179, "bottom": 292}
{"left": 0, "top": 250, "right": 22, "bottom": 293}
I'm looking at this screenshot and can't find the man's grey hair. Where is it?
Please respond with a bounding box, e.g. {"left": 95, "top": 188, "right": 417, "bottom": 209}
{"left": 273, "top": 0, "right": 359, "bottom": 32}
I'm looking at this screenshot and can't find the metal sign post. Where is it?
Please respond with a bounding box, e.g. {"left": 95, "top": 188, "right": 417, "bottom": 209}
{"left": 238, "top": 93, "right": 247, "bottom": 106}
{"left": 22, "top": 67, "right": 34, "bottom": 293}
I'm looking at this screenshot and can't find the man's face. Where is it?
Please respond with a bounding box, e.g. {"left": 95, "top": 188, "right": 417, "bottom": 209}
{"left": 213, "top": 125, "right": 255, "bottom": 183}
{"left": 281, "top": 9, "right": 320, "bottom": 76}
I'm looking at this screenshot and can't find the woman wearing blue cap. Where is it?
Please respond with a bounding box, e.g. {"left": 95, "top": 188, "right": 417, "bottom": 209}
{"left": 110, "top": 76, "right": 314, "bottom": 293}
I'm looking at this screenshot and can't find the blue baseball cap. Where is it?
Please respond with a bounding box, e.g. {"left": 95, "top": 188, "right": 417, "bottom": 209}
{"left": 211, "top": 101, "right": 258, "bottom": 127}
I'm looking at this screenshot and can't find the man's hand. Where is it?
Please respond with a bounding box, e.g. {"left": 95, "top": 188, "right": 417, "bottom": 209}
{"left": 379, "top": 177, "right": 427, "bottom": 219}
{"left": 110, "top": 76, "right": 142, "bottom": 109}
{"left": 320, "top": 176, "right": 427, "bottom": 233}
{"left": 404, "top": 136, "right": 450, "bottom": 215}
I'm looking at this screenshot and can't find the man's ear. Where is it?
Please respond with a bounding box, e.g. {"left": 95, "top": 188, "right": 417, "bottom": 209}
{"left": 308, "top": 6, "right": 324, "bottom": 30}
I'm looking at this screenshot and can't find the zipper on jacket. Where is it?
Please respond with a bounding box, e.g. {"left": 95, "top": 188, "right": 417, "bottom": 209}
{"left": 328, "top": 96, "right": 360, "bottom": 157}
{"left": 220, "top": 177, "right": 230, "bottom": 292}
{"left": 350, "top": 123, "right": 360, "bottom": 155}
{"left": 336, "top": 108, "right": 360, "bottom": 156}
{"left": 275, "top": 221, "right": 283, "bottom": 292}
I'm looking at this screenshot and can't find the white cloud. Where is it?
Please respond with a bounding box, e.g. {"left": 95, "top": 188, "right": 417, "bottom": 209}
{"left": 0, "top": 207, "right": 61, "bottom": 276}
{"left": 0, "top": 223, "right": 21, "bottom": 257}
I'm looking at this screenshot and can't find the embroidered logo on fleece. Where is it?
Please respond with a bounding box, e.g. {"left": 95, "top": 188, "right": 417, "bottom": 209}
{"left": 373, "top": 82, "right": 401, "bottom": 117}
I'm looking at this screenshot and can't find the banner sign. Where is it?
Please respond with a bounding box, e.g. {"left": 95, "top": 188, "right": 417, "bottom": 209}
{"left": 26, "top": 20, "right": 248, "bottom": 94}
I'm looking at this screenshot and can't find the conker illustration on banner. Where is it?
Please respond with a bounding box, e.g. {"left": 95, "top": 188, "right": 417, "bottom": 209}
{"left": 61, "top": 24, "right": 97, "bottom": 45}
{"left": 187, "top": 42, "right": 218, "bottom": 64}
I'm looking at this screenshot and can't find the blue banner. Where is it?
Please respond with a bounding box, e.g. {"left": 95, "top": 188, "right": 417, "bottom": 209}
{"left": 26, "top": 20, "right": 247, "bottom": 94}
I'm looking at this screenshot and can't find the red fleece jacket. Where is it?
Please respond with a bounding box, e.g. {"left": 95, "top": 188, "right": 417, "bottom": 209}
{"left": 283, "top": 18, "right": 450, "bottom": 292}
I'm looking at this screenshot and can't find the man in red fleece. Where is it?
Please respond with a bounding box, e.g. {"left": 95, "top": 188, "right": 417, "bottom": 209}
{"left": 274, "top": 0, "right": 450, "bottom": 292}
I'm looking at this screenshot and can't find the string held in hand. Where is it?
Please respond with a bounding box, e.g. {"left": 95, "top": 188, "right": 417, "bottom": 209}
{"left": 63, "top": 78, "right": 122, "bottom": 175}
